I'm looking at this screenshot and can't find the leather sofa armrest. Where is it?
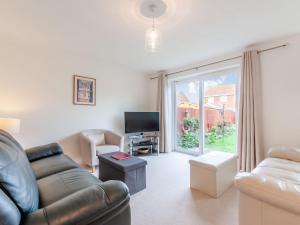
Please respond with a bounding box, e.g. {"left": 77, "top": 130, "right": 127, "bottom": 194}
{"left": 25, "top": 143, "right": 63, "bottom": 162}
{"left": 22, "top": 181, "right": 130, "bottom": 225}
{"left": 105, "top": 131, "right": 124, "bottom": 152}
{"left": 235, "top": 172, "right": 300, "bottom": 214}
{"left": 268, "top": 146, "right": 300, "bottom": 163}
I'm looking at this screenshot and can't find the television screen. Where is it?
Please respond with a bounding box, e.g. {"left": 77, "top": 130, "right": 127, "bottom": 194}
{"left": 125, "top": 112, "right": 160, "bottom": 133}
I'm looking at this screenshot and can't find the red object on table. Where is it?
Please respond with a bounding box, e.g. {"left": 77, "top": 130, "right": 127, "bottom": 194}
{"left": 111, "top": 153, "right": 130, "bottom": 160}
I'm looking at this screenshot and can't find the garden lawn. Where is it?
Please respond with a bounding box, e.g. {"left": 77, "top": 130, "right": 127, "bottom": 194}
{"left": 205, "top": 133, "right": 237, "bottom": 153}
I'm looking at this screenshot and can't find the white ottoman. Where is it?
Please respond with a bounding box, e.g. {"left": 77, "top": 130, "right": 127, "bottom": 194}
{"left": 189, "top": 151, "right": 238, "bottom": 198}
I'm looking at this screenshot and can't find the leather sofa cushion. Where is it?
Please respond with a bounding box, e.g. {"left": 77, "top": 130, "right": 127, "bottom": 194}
{"left": 37, "top": 168, "right": 101, "bottom": 207}
{"left": 30, "top": 154, "right": 79, "bottom": 180}
{"left": 0, "top": 130, "right": 39, "bottom": 214}
{"left": 254, "top": 158, "right": 300, "bottom": 183}
{"left": 23, "top": 180, "right": 130, "bottom": 225}
{"left": 268, "top": 146, "right": 300, "bottom": 163}
{"left": 26, "top": 143, "right": 63, "bottom": 162}
{"left": 0, "top": 188, "right": 21, "bottom": 225}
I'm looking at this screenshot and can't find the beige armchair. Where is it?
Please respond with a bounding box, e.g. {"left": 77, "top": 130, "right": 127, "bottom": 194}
{"left": 79, "top": 129, "right": 124, "bottom": 172}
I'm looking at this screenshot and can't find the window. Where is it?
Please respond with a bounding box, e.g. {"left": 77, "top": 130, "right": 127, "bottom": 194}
{"left": 208, "top": 97, "right": 214, "bottom": 104}
{"left": 172, "top": 67, "right": 240, "bottom": 154}
{"left": 220, "top": 95, "right": 227, "bottom": 103}
{"left": 174, "top": 80, "right": 200, "bottom": 154}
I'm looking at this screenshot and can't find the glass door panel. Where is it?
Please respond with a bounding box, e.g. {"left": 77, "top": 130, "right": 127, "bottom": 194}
{"left": 203, "top": 73, "right": 239, "bottom": 153}
{"left": 175, "top": 80, "right": 201, "bottom": 153}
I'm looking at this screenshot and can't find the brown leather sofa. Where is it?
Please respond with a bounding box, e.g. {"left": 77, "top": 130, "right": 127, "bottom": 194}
{"left": 0, "top": 129, "right": 131, "bottom": 225}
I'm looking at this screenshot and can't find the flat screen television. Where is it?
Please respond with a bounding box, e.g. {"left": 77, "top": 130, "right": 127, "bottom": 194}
{"left": 124, "top": 112, "right": 160, "bottom": 134}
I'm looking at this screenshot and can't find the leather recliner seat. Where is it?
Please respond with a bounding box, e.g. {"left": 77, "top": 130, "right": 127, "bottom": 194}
{"left": 0, "top": 130, "right": 131, "bottom": 225}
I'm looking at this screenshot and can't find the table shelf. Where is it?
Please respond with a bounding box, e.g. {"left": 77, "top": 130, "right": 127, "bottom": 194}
{"left": 128, "top": 134, "right": 159, "bottom": 156}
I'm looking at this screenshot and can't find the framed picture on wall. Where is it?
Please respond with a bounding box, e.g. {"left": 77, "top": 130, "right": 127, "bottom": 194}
{"left": 73, "top": 75, "right": 96, "bottom": 105}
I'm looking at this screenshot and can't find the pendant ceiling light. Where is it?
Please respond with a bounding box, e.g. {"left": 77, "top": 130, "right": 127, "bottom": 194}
{"left": 140, "top": 0, "right": 167, "bottom": 53}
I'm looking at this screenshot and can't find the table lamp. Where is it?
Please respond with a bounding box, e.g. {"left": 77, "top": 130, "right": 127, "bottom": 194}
{"left": 0, "top": 118, "right": 21, "bottom": 134}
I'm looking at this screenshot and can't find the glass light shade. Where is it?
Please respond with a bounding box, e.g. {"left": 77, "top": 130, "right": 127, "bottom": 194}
{"left": 0, "top": 118, "right": 20, "bottom": 134}
{"left": 145, "top": 26, "right": 162, "bottom": 53}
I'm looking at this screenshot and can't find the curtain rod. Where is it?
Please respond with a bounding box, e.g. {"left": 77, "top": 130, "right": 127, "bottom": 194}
{"left": 150, "top": 44, "right": 288, "bottom": 80}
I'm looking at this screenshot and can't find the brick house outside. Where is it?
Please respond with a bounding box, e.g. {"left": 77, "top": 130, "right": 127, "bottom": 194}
{"left": 177, "top": 84, "right": 236, "bottom": 133}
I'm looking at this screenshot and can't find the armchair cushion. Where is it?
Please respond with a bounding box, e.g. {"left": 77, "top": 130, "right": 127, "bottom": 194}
{"left": 25, "top": 143, "right": 63, "bottom": 162}
{"left": 96, "top": 145, "right": 120, "bottom": 155}
{"left": 0, "top": 130, "right": 39, "bottom": 214}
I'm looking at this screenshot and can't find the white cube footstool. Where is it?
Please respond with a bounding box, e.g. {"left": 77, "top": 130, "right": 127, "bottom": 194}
{"left": 189, "top": 151, "right": 238, "bottom": 198}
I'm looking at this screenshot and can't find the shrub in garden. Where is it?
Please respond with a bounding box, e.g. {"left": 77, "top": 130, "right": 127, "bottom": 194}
{"left": 181, "top": 131, "right": 199, "bottom": 148}
{"left": 180, "top": 117, "right": 200, "bottom": 149}
{"left": 183, "top": 117, "right": 199, "bottom": 132}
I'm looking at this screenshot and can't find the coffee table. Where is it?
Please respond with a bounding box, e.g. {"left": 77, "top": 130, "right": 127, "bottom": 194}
{"left": 98, "top": 152, "right": 147, "bottom": 195}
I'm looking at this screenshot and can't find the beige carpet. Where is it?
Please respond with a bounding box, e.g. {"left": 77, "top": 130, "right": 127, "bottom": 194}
{"left": 130, "top": 152, "right": 238, "bottom": 225}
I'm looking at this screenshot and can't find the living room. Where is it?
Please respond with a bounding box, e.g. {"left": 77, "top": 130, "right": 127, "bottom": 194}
{"left": 1, "top": 1, "right": 300, "bottom": 225}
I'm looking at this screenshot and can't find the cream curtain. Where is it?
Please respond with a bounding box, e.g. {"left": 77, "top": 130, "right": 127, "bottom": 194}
{"left": 157, "top": 74, "right": 170, "bottom": 153}
{"left": 238, "top": 50, "right": 264, "bottom": 172}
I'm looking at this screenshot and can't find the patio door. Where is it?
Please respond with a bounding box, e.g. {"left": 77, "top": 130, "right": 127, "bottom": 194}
{"left": 173, "top": 67, "right": 240, "bottom": 155}
{"left": 174, "top": 79, "right": 202, "bottom": 154}
{"left": 202, "top": 73, "right": 239, "bottom": 153}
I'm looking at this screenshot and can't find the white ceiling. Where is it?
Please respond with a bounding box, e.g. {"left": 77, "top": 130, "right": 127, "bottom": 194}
{"left": 1, "top": 0, "right": 300, "bottom": 74}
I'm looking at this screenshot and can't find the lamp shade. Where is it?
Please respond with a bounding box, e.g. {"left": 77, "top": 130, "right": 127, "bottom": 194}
{"left": 145, "top": 26, "right": 162, "bottom": 53}
{"left": 0, "top": 118, "right": 21, "bottom": 134}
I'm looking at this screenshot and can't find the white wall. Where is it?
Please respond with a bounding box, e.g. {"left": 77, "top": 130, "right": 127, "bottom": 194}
{"left": 0, "top": 47, "right": 150, "bottom": 163}
{"left": 259, "top": 35, "right": 300, "bottom": 153}
{"left": 150, "top": 34, "right": 300, "bottom": 156}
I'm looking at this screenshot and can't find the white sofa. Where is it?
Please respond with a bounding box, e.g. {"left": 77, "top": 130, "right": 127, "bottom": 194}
{"left": 235, "top": 147, "right": 300, "bottom": 225}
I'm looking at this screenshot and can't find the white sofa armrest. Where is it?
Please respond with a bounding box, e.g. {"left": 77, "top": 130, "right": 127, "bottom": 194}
{"left": 235, "top": 172, "right": 300, "bottom": 215}
{"left": 268, "top": 146, "right": 300, "bottom": 163}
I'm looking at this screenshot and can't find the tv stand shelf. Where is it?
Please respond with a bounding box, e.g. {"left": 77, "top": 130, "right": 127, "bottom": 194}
{"left": 128, "top": 134, "right": 159, "bottom": 156}
{"left": 132, "top": 142, "right": 158, "bottom": 147}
